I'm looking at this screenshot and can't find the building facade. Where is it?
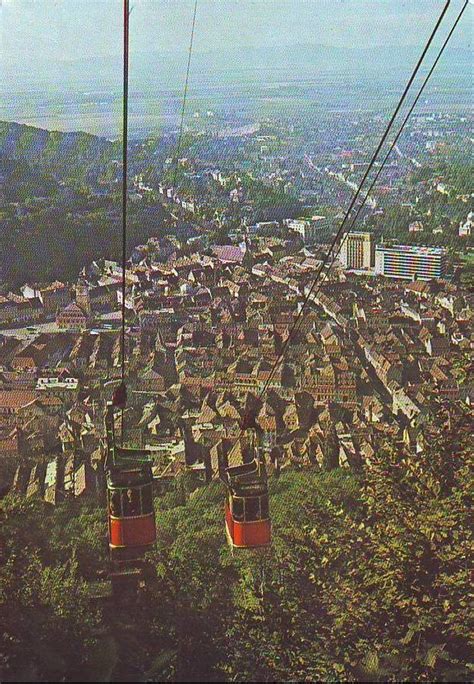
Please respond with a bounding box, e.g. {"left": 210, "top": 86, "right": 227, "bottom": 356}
{"left": 289, "top": 216, "right": 330, "bottom": 243}
{"left": 375, "top": 245, "right": 447, "bottom": 281}
{"left": 340, "top": 232, "right": 374, "bottom": 270}
{"left": 56, "top": 302, "right": 90, "bottom": 331}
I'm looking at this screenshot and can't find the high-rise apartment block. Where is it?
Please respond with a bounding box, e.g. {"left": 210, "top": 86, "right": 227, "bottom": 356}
{"left": 340, "top": 232, "right": 374, "bottom": 270}
{"left": 375, "top": 244, "right": 447, "bottom": 281}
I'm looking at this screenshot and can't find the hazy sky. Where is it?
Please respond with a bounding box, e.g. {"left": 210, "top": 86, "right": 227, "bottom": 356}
{"left": 0, "top": 0, "right": 471, "bottom": 136}
{"left": 1, "top": 0, "right": 471, "bottom": 65}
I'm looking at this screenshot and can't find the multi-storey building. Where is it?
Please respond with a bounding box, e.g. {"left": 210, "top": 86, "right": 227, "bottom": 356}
{"left": 288, "top": 216, "right": 330, "bottom": 244}
{"left": 56, "top": 302, "right": 90, "bottom": 331}
{"left": 459, "top": 211, "right": 473, "bottom": 237}
{"left": 375, "top": 244, "right": 447, "bottom": 281}
{"left": 40, "top": 282, "right": 71, "bottom": 316}
{"left": 340, "top": 231, "right": 374, "bottom": 270}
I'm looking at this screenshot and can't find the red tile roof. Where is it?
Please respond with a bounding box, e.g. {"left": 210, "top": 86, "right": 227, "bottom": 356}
{"left": 0, "top": 390, "right": 36, "bottom": 410}
{"left": 212, "top": 245, "right": 245, "bottom": 264}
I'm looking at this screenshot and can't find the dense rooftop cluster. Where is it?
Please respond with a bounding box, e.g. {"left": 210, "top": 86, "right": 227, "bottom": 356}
{"left": 0, "top": 230, "right": 471, "bottom": 502}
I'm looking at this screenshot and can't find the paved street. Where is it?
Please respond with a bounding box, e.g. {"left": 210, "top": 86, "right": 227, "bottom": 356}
{"left": 0, "top": 321, "right": 60, "bottom": 338}
{"left": 0, "top": 312, "right": 122, "bottom": 339}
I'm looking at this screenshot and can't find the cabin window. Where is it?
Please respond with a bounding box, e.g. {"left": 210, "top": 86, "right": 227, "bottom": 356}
{"left": 260, "top": 496, "right": 269, "bottom": 519}
{"left": 110, "top": 484, "right": 153, "bottom": 517}
{"left": 109, "top": 490, "right": 122, "bottom": 517}
{"left": 141, "top": 484, "right": 153, "bottom": 514}
{"left": 245, "top": 496, "right": 260, "bottom": 522}
{"left": 232, "top": 496, "right": 244, "bottom": 522}
{"left": 122, "top": 487, "right": 141, "bottom": 517}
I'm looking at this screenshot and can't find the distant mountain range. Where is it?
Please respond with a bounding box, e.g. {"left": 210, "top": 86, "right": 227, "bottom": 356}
{"left": 1, "top": 43, "right": 470, "bottom": 137}
{"left": 1, "top": 44, "right": 470, "bottom": 94}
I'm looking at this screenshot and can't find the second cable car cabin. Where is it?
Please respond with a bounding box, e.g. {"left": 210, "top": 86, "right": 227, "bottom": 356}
{"left": 105, "top": 399, "right": 156, "bottom": 561}
{"left": 224, "top": 445, "right": 271, "bottom": 550}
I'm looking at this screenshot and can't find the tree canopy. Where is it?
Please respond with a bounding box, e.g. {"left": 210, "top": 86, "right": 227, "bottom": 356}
{"left": 0, "top": 409, "right": 471, "bottom": 682}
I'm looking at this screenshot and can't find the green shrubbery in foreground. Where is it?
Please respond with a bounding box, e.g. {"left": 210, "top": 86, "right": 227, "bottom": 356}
{"left": 1, "top": 413, "right": 472, "bottom": 682}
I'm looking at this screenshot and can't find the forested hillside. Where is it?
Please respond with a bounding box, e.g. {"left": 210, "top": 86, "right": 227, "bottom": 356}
{"left": 0, "top": 122, "right": 175, "bottom": 286}
{"left": 0, "top": 156, "right": 59, "bottom": 202}
{"left": 1, "top": 410, "right": 471, "bottom": 682}
{"left": 0, "top": 200, "right": 170, "bottom": 286}
{"left": 0, "top": 121, "right": 119, "bottom": 186}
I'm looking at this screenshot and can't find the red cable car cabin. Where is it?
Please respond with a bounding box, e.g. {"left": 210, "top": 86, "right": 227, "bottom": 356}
{"left": 225, "top": 459, "right": 271, "bottom": 549}
{"left": 105, "top": 402, "right": 156, "bottom": 561}
{"left": 107, "top": 464, "right": 156, "bottom": 561}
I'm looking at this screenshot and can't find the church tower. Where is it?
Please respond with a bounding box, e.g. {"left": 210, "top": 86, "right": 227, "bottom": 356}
{"left": 242, "top": 233, "right": 254, "bottom": 271}
{"left": 76, "top": 277, "right": 91, "bottom": 316}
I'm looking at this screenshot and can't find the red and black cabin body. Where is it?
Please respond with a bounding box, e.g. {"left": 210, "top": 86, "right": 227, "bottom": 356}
{"left": 105, "top": 402, "right": 156, "bottom": 561}
{"left": 225, "top": 459, "right": 271, "bottom": 549}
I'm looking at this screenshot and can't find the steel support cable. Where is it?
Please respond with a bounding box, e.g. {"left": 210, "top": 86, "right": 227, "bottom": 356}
{"left": 116, "top": 0, "right": 197, "bottom": 429}
{"left": 224, "top": 0, "right": 452, "bottom": 467}
{"left": 172, "top": 0, "right": 199, "bottom": 190}
{"left": 121, "top": 0, "right": 130, "bottom": 384}
{"left": 113, "top": 0, "right": 131, "bottom": 446}
{"left": 309, "top": 0, "right": 469, "bottom": 308}
{"left": 254, "top": 0, "right": 451, "bottom": 401}
{"left": 115, "top": 1, "right": 199, "bottom": 440}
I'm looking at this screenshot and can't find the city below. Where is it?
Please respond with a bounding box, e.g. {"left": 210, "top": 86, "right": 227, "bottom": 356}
{"left": 0, "top": 2, "right": 472, "bottom": 677}
{"left": 0, "top": 127, "right": 472, "bottom": 499}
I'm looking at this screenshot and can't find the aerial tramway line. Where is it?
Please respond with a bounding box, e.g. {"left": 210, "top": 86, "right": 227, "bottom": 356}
{"left": 105, "top": 395, "right": 156, "bottom": 562}
{"left": 103, "top": 0, "right": 156, "bottom": 573}
{"left": 104, "top": 0, "right": 468, "bottom": 563}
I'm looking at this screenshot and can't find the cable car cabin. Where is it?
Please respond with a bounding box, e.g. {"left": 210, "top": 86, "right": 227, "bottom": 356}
{"left": 107, "top": 464, "right": 156, "bottom": 561}
{"left": 225, "top": 459, "right": 271, "bottom": 550}
{"left": 105, "top": 403, "right": 156, "bottom": 561}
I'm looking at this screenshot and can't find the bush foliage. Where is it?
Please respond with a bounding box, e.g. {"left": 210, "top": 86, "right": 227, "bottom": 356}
{"left": 0, "top": 413, "right": 471, "bottom": 682}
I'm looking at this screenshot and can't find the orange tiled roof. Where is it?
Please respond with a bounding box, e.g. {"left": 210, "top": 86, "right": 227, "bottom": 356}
{"left": 0, "top": 390, "right": 36, "bottom": 410}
